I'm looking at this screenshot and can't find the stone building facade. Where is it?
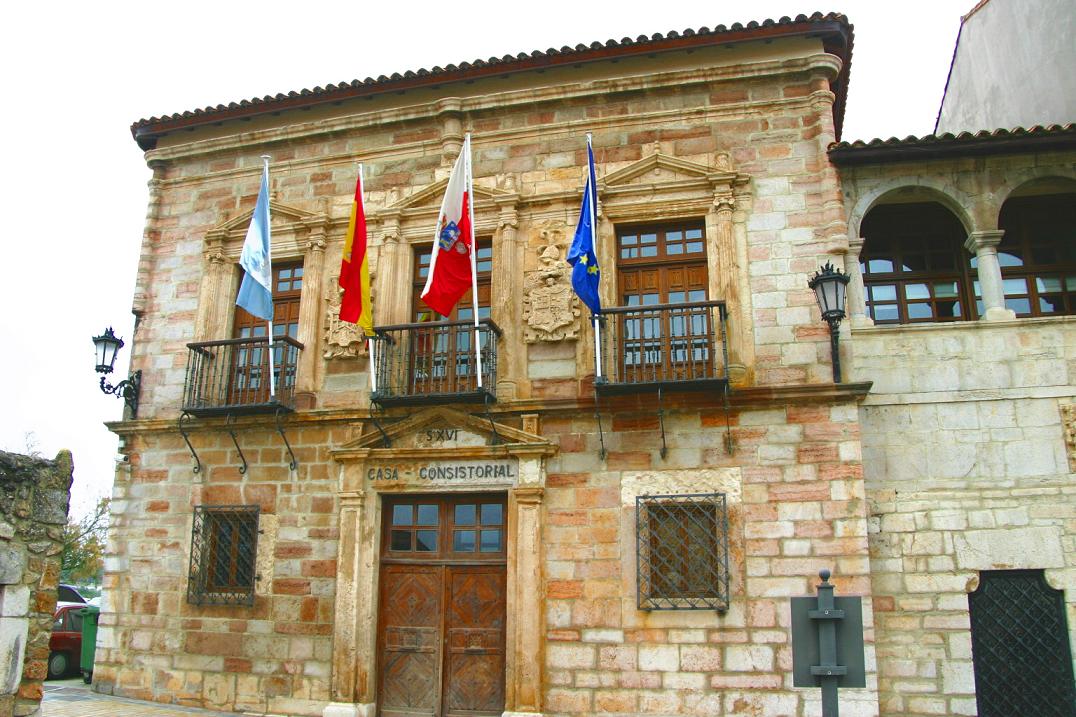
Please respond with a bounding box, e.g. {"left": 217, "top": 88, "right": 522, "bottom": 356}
{"left": 0, "top": 450, "right": 74, "bottom": 717}
{"left": 831, "top": 127, "right": 1076, "bottom": 716}
{"left": 98, "top": 10, "right": 1075, "bottom": 717}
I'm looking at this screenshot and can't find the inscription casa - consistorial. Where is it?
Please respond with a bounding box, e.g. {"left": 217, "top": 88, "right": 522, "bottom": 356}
{"left": 367, "top": 459, "right": 518, "bottom": 483}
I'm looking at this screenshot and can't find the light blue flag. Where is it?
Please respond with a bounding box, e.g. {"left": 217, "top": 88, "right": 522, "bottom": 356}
{"left": 567, "top": 137, "right": 601, "bottom": 315}
{"left": 236, "top": 161, "right": 273, "bottom": 320}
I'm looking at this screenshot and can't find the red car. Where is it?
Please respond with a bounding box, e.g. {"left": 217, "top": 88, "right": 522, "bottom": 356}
{"left": 48, "top": 603, "right": 84, "bottom": 679}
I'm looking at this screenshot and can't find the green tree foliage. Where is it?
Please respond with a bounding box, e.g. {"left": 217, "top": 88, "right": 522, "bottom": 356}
{"left": 60, "top": 498, "right": 109, "bottom": 585}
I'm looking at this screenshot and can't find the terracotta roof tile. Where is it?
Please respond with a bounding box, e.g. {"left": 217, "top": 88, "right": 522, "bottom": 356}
{"left": 131, "top": 12, "right": 852, "bottom": 150}
{"left": 827, "top": 124, "right": 1076, "bottom": 164}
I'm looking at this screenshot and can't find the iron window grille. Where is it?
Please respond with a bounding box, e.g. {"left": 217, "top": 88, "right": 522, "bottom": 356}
{"left": 968, "top": 569, "right": 1076, "bottom": 717}
{"left": 636, "top": 493, "right": 730, "bottom": 611}
{"left": 187, "top": 505, "right": 260, "bottom": 606}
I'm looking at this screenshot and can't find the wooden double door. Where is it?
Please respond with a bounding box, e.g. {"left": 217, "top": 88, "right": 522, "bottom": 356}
{"left": 377, "top": 495, "right": 507, "bottom": 717}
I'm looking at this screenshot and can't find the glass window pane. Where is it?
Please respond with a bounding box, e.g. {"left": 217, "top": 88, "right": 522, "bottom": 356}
{"left": 641, "top": 233, "right": 657, "bottom": 244}
{"left": 937, "top": 300, "right": 962, "bottom": 318}
{"left": 390, "top": 530, "right": 412, "bottom": 551}
{"left": 867, "top": 258, "right": 894, "bottom": 273}
{"left": 392, "top": 505, "right": 412, "bottom": 526}
{"left": 869, "top": 284, "right": 897, "bottom": 302}
{"left": 454, "top": 530, "right": 476, "bottom": 552}
{"left": 415, "top": 530, "right": 437, "bottom": 552}
{"left": 688, "top": 290, "right": 706, "bottom": 302}
{"left": 641, "top": 246, "right": 658, "bottom": 257}
{"left": 1037, "top": 276, "right": 1063, "bottom": 293}
{"left": 416, "top": 504, "right": 438, "bottom": 526}
{"left": 997, "top": 251, "right": 1023, "bottom": 267}
{"left": 907, "top": 303, "right": 933, "bottom": 319}
{"left": 455, "top": 504, "right": 476, "bottom": 525}
{"left": 480, "top": 529, "right": 502, "bottom": 552}
{"left": 904, "top": 283, "right": 930, "bottom": 300}
{"left": 933, "top": 282, "right": 958, "bottom": 298}
{"left": 1039, "top": 296, "right": 1062, "bottom": 314}
{"left": 1003, "top": 278, "right": 1028, "bottom": 294}
{"left": 666, "top": 231, "right": 682, "bottom": 242}
{"left": 902, "top": 254, "right": 925, "bottom": 272}
{"left": 1005, "top": 298, "right": 1032, "bottom": 314}
{"left": 621, "top": 235, "right": 637, "bottom": 245}
{"left": 686, "top": 229, "right": 703, "bottom": 240}
{"left": 667, "top": 244, "right": 683, "bottom": 254}
{"left": 481, "top": 504, "right": 503, "bottom": 525}
{"left": 294, "top": 267, "right": 303, "bottom": 278}
{"left": 686, "top": 241, "right": 704, "bottom": 253}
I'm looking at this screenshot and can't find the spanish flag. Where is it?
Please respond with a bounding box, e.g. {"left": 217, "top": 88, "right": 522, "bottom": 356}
{"left": 339, "top": 166, "right": 374, "bottom": 335}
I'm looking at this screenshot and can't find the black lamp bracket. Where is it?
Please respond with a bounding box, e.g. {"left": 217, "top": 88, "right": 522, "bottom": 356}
{"left": 99, "top": 369, "right": 142, "bottom": 418}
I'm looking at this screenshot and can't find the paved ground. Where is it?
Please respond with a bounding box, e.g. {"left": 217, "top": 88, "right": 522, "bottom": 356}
{"left": 42, "top": 678, "right": 240, "bottom": 717}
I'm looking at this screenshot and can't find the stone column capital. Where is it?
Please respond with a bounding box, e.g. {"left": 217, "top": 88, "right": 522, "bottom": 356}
{"left": 848, "top": 236, "right": 865, "bottom": 254}
{"left": 512, "top": 486, "right": 544, "bottom": 505}
{"left": 964, "top": 230, "right": 1006, "bottom": 254}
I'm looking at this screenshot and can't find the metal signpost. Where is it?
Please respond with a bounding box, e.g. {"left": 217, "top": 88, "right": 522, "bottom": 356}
{"left": 791, "top": 569, "right": 866, "bottom": 717}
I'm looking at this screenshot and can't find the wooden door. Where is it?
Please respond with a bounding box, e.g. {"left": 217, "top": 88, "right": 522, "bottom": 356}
{"left": 377, "top": 495, "right": 507, "bottom": 717}
{"left": 443, "top": 566, "right": 506, "bottom": 716}
{"left": 378, "top": 565, "right": 443, "bottom": 717}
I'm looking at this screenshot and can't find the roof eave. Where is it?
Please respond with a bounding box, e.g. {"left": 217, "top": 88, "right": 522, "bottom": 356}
{"left": 131, "top": 16, "right": 852, "bottom": 152}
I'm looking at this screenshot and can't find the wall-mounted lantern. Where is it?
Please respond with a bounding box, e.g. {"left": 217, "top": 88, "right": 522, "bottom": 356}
{"left": 92, "top": 327, "right": 141, "bottom": 417}
{"left": 808, "top": 263, "right": 850, "bottom": 383}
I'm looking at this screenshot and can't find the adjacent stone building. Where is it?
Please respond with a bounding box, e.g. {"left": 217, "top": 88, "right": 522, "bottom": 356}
{"left": 97, "top": 9, "right": 1075, "bottom": 717}
{"left": 1, "top": 450, "right": 74, "bottom": 717}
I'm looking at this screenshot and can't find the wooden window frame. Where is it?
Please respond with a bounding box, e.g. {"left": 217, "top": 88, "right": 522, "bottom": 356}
{"left": 636, "top": 493, "right": 730, "bottom": 611}
{"left": 381, "top": 493, "right": 507, "bottom": 564}
{"left": 994, "top": 193, "right": 1076, "bottom": 318}
{"left": 860, "top": 202, "right": 977, "bottom": 325}
{"left": 187, "top": 505, "right": 260, "bottom": 606}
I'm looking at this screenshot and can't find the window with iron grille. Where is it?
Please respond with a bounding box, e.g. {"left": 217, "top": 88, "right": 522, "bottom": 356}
{"left": 187, "top": 505, "right": 260, "bottom": 606}
{"left": 968, "top": 569, "right": 1076, "bottom": 716}
{"left": 636, "top": 494, "right": 729, "bottom": 611}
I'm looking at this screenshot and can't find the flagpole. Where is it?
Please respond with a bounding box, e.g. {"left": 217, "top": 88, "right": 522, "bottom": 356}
{"left": 465, "top": 133, "right": 484, "bottom": 390}
{"left": 358, "top": 161, "right": 379, "bottom": 394}
{"left": 260, "top": 154, "right": 277, "bottom": 400}
{"left": 585, "top": 134, "right": 603, "bottom": 380}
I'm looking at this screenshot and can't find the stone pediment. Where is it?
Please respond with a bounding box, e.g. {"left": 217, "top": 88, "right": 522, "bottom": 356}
{"left": 332, "top": 406, "right": 554, "bottom": 460}
{"left": 603, "top": 153, "right": 732, "bottom": 189}
{"left": 207, "top": 201, "right": 328, "bottom": 241}
{"left": 382, "top": 179, "right": 515, "bottom": 214}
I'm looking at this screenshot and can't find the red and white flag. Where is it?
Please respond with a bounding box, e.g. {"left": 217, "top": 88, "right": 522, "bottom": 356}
{"left": 420, "top": 137, "right": 474, "bottom": 317}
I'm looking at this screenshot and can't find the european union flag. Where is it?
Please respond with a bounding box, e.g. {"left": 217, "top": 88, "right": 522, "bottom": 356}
{"left": 567, "top": 137, "right": 601, "bottom": 315}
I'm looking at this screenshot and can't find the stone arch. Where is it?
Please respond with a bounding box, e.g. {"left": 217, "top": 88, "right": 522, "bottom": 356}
{"left": 847, "top": 179, "right": 975, "bottom": 244}
{"left": 999, "top": 173, "right": 1076, "bottom": 205}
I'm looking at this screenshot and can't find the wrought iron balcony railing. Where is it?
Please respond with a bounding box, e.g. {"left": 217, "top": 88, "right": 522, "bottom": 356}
{"left": 372, "top": 318, "right": 500, "bottom": 407}
{"left": 596, "top": 300, "right": 729, "bottom": 394}
{"left": 182, "top": 335, "right": 304, "bottom": 416}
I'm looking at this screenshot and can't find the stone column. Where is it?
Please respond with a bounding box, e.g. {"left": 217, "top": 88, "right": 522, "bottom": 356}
{"left": 298, "top": 229, "right": 328, "bottom": 397}
{"left": 504, "top": 486, "right": 544, "bottom": 717}
{"left": 729, "top": 190, "right": 755, "bottom": 385}
{"left": 845, "top": 237, "right": 872, "bottom": 327}
{"left": 965, "top": 230, "right": 1016, "bottom": 321}
{"left": 494, "top": 200, "right": 523, "bottom": 400}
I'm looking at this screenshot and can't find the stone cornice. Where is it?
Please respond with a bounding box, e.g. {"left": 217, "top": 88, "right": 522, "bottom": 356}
{"left": 105, "top": 381, "right": 873, "bottom": 438}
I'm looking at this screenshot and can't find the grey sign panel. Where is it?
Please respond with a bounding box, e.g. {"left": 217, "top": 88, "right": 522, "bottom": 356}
{"left": 790, "top": 595, "right": 866, "bottom": 688}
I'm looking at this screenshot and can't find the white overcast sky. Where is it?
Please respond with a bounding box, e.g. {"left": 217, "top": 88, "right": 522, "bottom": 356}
{"left": 0, "top": 0, "right": 971, "bottom": 518}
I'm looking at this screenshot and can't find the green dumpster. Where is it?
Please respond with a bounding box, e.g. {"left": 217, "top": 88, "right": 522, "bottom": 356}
{"left": 78, "top": 605, "right": 100, "bottom": 684}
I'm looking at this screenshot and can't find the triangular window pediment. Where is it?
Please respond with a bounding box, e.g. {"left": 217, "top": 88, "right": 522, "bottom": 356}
{"left": 603, "top": 153, "right": 724, "bottom": 188}
{"left": 333, "top": 406, "right": 552, "bottom": 456}
{"left": 208, "top": 201, "right": 326, "bottom": 240}
{"left": 382, "top": 179, "right": 514, "bottom": 213}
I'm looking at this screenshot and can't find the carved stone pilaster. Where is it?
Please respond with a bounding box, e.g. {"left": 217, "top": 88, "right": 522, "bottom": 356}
{"left": 297, "top": 228, "right": 328, "bottom": 396}
{"left": 494, "top": 199, "right": 523, "bottom": 399}
{"left": 965, "top": 230, "right": 1016, "bottom": 321}
{"left": 506, "top": 486, "right": 544, "bottom": 715}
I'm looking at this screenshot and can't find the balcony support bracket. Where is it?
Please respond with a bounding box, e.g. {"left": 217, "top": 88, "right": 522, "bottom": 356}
{"left": 594, "top": 386, "right": 607, "bottom": 461}
{"left": 368, "top": 401, "right": 393, "bottom": 448}
{"left": 226, "top": 414, "right": 248, "bottom": 475}
{"left": 722, "top": 384, "right": 735, "bottom": 456}
{"left": 483, "top": 394, "right": 502, "bottom": 446}
{"left": 178, "top": 412, "right": 202, "bottom": 474}
{"left": 275, "top": 408, "right": 299, "bottom": 470}
{"left": 657, "top": 387, "right": 668, "bottom": 459}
